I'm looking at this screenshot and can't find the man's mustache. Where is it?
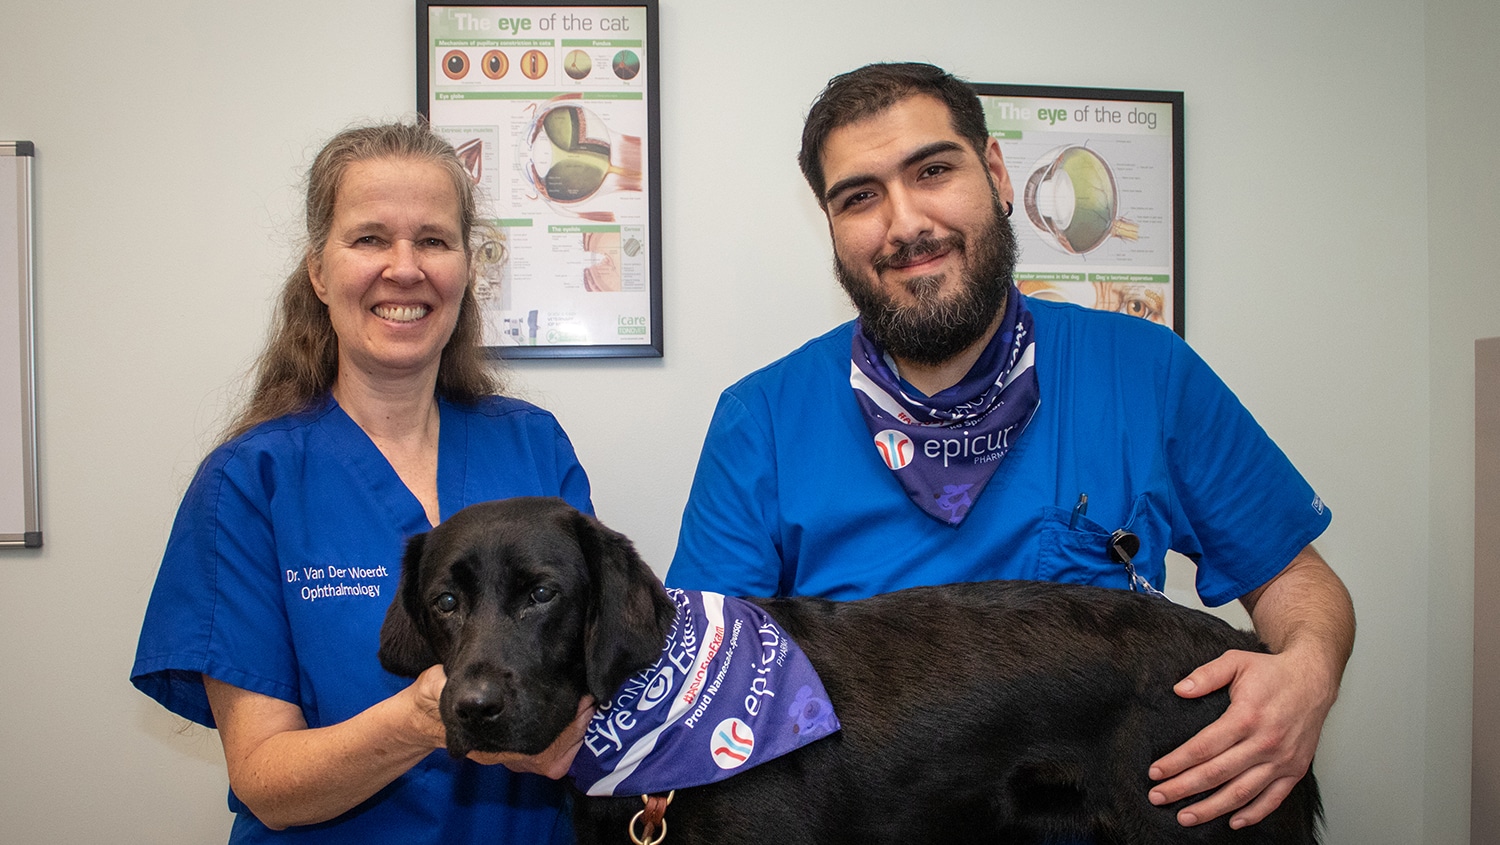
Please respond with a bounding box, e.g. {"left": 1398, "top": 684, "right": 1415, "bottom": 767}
{"left": 873, "top": 233, "right": 965, "bottom": 273}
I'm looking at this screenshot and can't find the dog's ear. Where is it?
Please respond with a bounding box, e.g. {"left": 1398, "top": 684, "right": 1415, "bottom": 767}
{"left": 379, "top": 532, "right": 441, "bottom": 677}
{"left": 573, "top": 510, "right": 677, "bottom": 702}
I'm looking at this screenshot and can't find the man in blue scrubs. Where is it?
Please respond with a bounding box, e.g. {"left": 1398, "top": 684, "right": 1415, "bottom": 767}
{"left": 666, "top": 62, "right": 1354, "bottom": 833}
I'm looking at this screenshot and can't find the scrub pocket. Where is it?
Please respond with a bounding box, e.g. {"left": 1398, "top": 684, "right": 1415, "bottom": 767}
{"left": 1036, "top": 493, "right": 1168, "bottom": 592}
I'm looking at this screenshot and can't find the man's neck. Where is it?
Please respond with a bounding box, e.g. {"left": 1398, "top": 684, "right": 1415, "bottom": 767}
{"left": 889, "top": 309, "right": 1005, "bottom": 397}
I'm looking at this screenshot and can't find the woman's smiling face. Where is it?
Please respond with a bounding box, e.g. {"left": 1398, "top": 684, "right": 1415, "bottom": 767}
{"left": 309, "top": 156, "right": 470, "bottom": 386}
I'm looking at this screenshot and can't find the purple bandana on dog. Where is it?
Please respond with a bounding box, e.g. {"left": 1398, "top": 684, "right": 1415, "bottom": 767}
{"left": 850, "top": 285, "right": 1040, "bottom": 526}
{"left": 569, "top": 589, "right": 840, "bottom": 797}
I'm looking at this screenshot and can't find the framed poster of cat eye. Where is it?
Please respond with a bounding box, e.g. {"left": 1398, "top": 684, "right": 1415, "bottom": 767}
{"left": 972, "top": 83, "right": 1184, "bottom": 337}
{"left": 418, "top": 0, "right": 662, "bottom": 358}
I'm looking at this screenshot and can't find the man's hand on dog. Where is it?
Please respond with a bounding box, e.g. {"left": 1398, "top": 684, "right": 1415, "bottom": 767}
{"left": 1149, "top": 545, "right": 1352, "bottom": 830}
{"left": 1146, "top": 644, "right": 1340, "bottom": 830}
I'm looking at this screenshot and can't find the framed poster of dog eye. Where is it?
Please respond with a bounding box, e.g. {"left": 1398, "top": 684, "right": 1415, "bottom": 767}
{"left": 418, "top": 0, "right": 662, "bottom": 358}
{"left": 972, "top": 84, "right": 1185, "bottom": 337}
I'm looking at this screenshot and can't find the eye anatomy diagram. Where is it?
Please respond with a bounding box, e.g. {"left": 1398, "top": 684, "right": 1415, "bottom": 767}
{"left": 1023, "top": 145, "right": 1139, "bottom": 255}
{"left": 611, "top": 50, "right": 640, "bottom": 80}
{"left": 442, "top": 49, "right": 470, "bottom": 80}
{"left": 425, "top": 3, "right": 657, "bottom": 352}
{"left": 522, "top": 99, "right": 643, "bottom": 222}
{"left": 563, "top": 49, "right": 593, "bottom": 80}
{"left": 454, "top": 137, "right": 484, "bottom": 183}
{"left": 481, "top": 50, "right": 508, "bottom": 80}
{"left": 581, "top": 231, "right": 622, "bottom": 292}
{"left": 977, "top": 88, "right": 1180, "bottom": 333}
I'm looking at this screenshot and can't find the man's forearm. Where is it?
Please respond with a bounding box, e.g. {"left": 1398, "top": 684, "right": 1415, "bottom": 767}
{"left": 1241, "top": 545, "right": 1355, "bottom": 689}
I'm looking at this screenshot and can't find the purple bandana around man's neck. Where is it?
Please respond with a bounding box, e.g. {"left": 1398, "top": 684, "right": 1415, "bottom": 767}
{"left": 849, "top": 285, "right": 1040, "bottom": 525}
{"left": 568, "top": 590, "right": 840, "bottom": 797}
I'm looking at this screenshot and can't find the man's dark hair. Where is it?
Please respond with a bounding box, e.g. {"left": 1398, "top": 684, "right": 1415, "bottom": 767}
{"left": 798, "top": 62, "right": 991, "bottom": 206}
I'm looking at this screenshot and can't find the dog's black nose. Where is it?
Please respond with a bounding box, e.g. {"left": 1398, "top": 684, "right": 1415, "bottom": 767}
{"left": 453, "top": 682, "right": 506, "bottom": 724}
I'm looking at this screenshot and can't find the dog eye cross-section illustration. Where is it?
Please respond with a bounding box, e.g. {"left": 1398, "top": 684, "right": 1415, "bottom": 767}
{"left": 1023, "top": 144, "right": 1139, "bottom": 255}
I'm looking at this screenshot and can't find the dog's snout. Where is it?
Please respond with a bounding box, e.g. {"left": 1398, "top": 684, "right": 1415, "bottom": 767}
{"left": 453, "top": 679, "right": 509, "bottom": 724}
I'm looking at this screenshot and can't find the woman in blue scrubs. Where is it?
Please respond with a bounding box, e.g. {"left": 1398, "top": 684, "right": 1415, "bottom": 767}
{"left": 131, "top": 122, "right": 591, "bottom": 844}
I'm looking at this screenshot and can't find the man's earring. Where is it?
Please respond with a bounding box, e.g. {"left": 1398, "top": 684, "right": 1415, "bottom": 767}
{"left": 1002, "top": 201, "right": 1014, "bottom": 219}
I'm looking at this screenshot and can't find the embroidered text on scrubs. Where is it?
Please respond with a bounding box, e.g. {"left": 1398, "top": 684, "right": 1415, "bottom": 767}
{"left": 300, "top": 582, "right": 381, "bottom": 601}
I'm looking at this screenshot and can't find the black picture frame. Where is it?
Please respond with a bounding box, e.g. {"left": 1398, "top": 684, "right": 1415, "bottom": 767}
{"left": 1, "top": 141, "right": 41, "bottom": 549}
{"left": 971, "top": 83, "right": 1185, "bottom": 336}
{"left": 418, "top": 0, "right": 663, "bottom": 358}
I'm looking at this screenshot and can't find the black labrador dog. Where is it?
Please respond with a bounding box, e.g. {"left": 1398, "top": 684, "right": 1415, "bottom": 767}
{"left": 379, "top": 497, "right": 1322, "bottom": 844}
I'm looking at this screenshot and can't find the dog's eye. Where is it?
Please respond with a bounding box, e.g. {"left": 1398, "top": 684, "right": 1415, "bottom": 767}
{"left": 530, "top": 586, "right": 558, "bottom": 605}
{"left": 433, "top": 593, "right": 458, "bottom": 613}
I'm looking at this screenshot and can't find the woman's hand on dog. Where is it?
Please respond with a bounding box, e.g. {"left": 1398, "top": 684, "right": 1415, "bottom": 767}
{"left": 406, "top": 664, "right": 454, "bottom": 749}
{"left": 412, "top": 664, "right": 596, "bottom": 778}
{"left": 468, "top": 694, "right": 597, "bottom": 779}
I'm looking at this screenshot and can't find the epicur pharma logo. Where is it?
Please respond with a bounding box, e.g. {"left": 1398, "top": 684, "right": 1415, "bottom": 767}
{"left": 873, "top": 429, "right": 914, "bottom": 470}
{"left": 710, "top": 718, "right": 755, "bottom": 770}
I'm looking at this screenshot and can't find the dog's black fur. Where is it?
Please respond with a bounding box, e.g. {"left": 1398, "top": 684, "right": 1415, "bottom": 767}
{"left": 379, "top": 497, "right": 1322, "bottom": 844}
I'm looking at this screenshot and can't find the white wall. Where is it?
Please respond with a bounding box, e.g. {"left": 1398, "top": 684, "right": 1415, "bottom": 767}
{"left": 1427, "top": 0, "right": 1500, "bottom": 841}
{"left": 0, "top": 0, "right": 1487, "bottom": 842}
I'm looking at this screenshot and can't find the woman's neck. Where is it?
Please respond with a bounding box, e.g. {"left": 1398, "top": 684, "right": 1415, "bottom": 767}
{"left": 332, "top": 366, "right": 440, "bottom": 441}
{"left": 332, "top": 366, "right": 444, "bottom": 526}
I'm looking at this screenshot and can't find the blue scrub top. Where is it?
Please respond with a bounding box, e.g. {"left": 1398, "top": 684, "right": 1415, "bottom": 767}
{"left": 667, "top": 299, "right": 1330, "bottom": 605}
{"left": 132, "top": 394, "right": 591, "bottom": 844}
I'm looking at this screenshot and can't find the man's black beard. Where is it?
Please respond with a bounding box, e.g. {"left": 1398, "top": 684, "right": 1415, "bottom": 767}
{"left": 835, "top": 199, "right": 1018, "bottom": 367}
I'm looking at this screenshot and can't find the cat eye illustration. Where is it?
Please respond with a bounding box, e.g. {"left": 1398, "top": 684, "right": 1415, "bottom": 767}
{"left": 520, "top": 49, "right": 549, "bottom": 80}
{"left": 563, "top": 49, "right": 592, "bottom": 80}
{"left": 473, "top": 236, "right": 510, "bottom": 304}
{"left": 454, "top": 138, "right": 483, "bottom": 184}
{"left": 582, "top": 231, "right": 621, "bottom": 292}
{"left": 481, "top": 50, "right": 508, "bottom": 80}
{"left": 478, "top": 237, "right": 508, "bottom": 268}
{"left": 522, "top": 97, "right": 642, "bottom": 222}
{"left": 441, "top": 50, "right": 470, "bottom": 80}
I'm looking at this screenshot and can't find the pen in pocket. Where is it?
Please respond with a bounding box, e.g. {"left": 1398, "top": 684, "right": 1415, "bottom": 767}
{"left": 1069, "top": 492, "right": 1088, "bottom": 530}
